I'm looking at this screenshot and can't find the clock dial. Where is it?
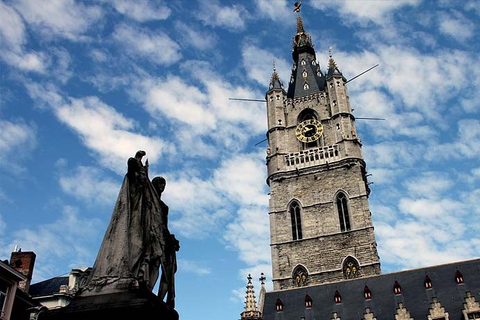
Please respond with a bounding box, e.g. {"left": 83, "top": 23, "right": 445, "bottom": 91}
{"left": 295, "top": 119, "right": 323, "bottom": 143}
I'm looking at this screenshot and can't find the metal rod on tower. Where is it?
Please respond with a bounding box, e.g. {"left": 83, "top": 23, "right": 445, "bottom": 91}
{"left": 355, "top": 117, "right": 385, "bottom": 121}
{"left": 345, "top": 64, "right": 379, "bottom": 84}
{"left": 229, "top": 98, "right": 266, "bottom": 102}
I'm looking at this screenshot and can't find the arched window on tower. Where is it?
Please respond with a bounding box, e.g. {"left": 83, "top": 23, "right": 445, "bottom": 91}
{"left": 343, "top": 256, "right": 360, "bottom": 279}
{"left": 293, "top": 265, "right": 308, "bottom": 287}
{"left": 290, "top": 201, "right": 303, "bottom": 240}
{"left": 336, "top": 191, "right": 351, "bottom": 232}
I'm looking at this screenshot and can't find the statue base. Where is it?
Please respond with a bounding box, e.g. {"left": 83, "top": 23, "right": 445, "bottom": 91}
{"left": 37, "top": 288, "right": 178, "bottom": 320}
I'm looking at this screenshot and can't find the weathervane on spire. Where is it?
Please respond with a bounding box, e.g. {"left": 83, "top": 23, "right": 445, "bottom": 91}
{"left": 293, "top": 1, "right": 302, "bottom": 13}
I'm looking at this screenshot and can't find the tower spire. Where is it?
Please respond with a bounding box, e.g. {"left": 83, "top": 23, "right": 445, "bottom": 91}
{"left": 287, "top": 2, "right": 325, "bottom": 99}
{"left": 240, "top": 274, "right": 262, "bottom": 320}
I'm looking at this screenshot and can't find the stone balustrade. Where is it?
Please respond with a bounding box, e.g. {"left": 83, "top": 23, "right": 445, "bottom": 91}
{"left": 285, "top": 145, "right": 339, "bottom": 168}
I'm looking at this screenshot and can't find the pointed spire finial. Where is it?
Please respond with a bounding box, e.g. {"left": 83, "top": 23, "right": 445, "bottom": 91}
{"left": 329, "top": 46, "right": 333, "bottom": 58}
{"left": 259, "top": 273, "right": 266, "bottom": 285}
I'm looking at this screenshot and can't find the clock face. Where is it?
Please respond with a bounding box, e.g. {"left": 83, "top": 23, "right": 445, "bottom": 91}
{"left": 295, "top": 119, "right": 323, "bottom": 143}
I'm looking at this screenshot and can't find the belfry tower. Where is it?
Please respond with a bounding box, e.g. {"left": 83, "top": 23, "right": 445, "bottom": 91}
{"left": 265, "top": 10, "right": 381, "bottom": 290}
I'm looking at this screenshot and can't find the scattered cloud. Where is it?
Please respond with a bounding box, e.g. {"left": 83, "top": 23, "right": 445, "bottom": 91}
{"left": 242, "top": 44, "right": 290, "bottom": 87}
{"left": 12, "top": 0, "right": 103, "bottom": 41}
{"left": 195, "top": 0, "right": 248, "bottom": 31}
{"left": 310, "top": 0, "right": 421, "bottom": 25}
{"left": 25, "top": 83, "right": 171, "bottom": 174}
{"left": 438, "top": 10, "right": 475, "bottom": 42}
{"left": 107, "top": 0, "right": 171, "bottom": 22}
{"left": 2, "top": 207, "right": 103, "bottom": 281}
{"left": 175, "top": 21, "right": 218, "bottom": 51}
{"left": 177, "top": 259, "right": 211, "bottom": 276}
{"left": 0, "top": 2, "right": 48, "bottom": 72}
{"left": 58, "top": 166, "right": 120, "bottom": 205}
{"left": 255, "top": 0, "right": 292, "bottom": 23}
{"left": 113, "top": 23, "right": 182, "bottom": 66}
{"left": 0, "top": 119, "right": 37, "bottom": 174}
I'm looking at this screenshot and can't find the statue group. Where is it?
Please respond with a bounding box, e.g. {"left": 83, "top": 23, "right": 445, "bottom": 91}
{"left": 81, "top": 151, "right": 179, "bottom": 309}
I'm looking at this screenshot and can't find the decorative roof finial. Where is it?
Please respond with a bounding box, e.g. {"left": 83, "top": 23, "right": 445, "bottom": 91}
{"left": 273, "top": 59, "right": 276, "bottom": 72}
{"left": 259, "top": 273, "right": 266, "bottom": 285}
{"left": 329, "top": 46, "right": 333, "bottom": 58}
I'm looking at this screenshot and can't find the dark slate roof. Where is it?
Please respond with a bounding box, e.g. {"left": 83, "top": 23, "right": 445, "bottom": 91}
{"left": 29, "top": 276, "right": 68, "bottom": 297}
{"left": 262, "top": 258, "right": 480, "bottom": 320}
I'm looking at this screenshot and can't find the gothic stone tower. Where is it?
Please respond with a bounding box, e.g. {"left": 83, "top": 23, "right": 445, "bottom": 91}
{"left": 266, "top": 14, "right": 381, "bottom": 291}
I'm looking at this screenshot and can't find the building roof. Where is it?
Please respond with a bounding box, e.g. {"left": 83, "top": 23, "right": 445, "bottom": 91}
{"left": 262, "top": 258, "right": 480, "bottom": 320}
{"left": 29, "top": 276, "right": 68, "bottom": 297}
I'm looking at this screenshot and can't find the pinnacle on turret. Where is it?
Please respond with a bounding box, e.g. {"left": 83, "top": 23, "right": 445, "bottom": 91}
{"left": 268, "top": 61, "right": 285, "bottom": 92}
{"left": 327, "top": 47, "right": 343, "bottom": 77}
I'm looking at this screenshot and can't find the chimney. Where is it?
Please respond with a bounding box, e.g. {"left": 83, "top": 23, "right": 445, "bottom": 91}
{"left": 10, "top": 250, "right": 36, "bottom": 292}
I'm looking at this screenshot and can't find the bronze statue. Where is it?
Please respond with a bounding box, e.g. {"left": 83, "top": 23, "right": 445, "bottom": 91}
{"left": 81, "top": 151, "right": 179, "bottom": 308}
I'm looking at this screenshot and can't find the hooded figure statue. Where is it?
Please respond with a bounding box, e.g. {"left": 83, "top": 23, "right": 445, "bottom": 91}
{"left": 81, "top": 151, "right": 170, "bottom": 295}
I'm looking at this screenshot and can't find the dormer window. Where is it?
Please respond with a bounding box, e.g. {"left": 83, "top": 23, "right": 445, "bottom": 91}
{"left": 301, "top": 59, "right": 306, "bottom": 66}
{"left": 364, "top": 285, "right": 372, "bottom": 299}
{"left": 334, "top": 290, "right": 342, "bottom": 303}
{"left": 305, "top": 294, "right": 312, "bottom": 308}
{"left": 276, "top": 298, "right": 283, "bottom": 312}
{"left": 393, "top": 281, "right": 402, "bottom": 294}
{"left": 425, "top": 275, "right": 433, "bottom": 289}
{"left": 312, "top": 60, "right": 316, "bottom": 66}
{"left": 302, "top": 70, "right": 308, "bottom": 78}
{"left": 455, "top": 270, "right": 464, "bottom": 284}
{"left": 303, "top": 82, "right": 309, "bottom": 90}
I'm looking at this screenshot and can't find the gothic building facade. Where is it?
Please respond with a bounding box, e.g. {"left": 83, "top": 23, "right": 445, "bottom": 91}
{"left": 240, "top": 8, "right": 480, "bottom": 320}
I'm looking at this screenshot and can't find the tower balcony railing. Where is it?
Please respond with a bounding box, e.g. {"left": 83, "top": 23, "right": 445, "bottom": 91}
{"left": 285, "top": 145, "right": 339, "bottom": 168}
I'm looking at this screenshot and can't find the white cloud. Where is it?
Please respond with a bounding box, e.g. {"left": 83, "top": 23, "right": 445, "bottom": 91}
{"left": 438, "top": 10, "right": 475, "bottom": 42}
{"left": 25, "top": 83, "right": 171, "bottom": 174}
{"left": 175, "top": 22, "right": 217, "bottom": 51}
{"left": 376, "top": 219, "right": 479, "bottom": 270}
{"left": 177, "top": 259, "right": 211, "bottom": 276}
{"left": 364, "top": 142, "right": 421, "bottom": 169}
{"left": 403, "top": 172, "right": 454, "bottom": 199}
{"left": 255, "top": 0, "right": 292, "bottom": 23}
{"left": 131, "top": 63, "right": 266, "bottom": 157}
{"left": 108, "top": 0, "right": 171, "bottom": 22}
{"left": 242, "top": 44, "right": 290, "bottom": 87}
{"left": 3, "top": 207, "right": 103, "bottom": 281}
{"left": 196, "top": 0, "right": 248, "bottom": 31}
{"left": 0, "top": 119, "right": 37, "bottom": 173}
{"left": 113, "top": 23, "right": 181, "bottom": 66}
{"left": 0, "top": 2, "right": 48, "bottom": 73}
{"left": 0, "top": 2, "right": 26, "bottom": 50}
{"left": 58, "top": 166, "right": 120, "bottom": 205}
{"left": 311, "top": 0, "right": 420, "bottom": 25}
{"left": 141, "top": 75, "right": 214, "bottom": 130}
{"left": 165, "top": 152, "right": 268, "bottom": 242}
{"left": 13, "top": 0, "right": 103, "bottom": 41}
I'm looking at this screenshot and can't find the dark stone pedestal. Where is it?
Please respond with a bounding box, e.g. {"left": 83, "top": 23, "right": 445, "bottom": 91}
{"left": 37, "top": 289, "right": 178, "bottom": 320}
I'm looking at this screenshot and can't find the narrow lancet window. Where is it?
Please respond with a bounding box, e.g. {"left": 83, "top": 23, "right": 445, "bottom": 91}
{"left": 336, "top": 192, "right": 351, "bottom": 232}
{"left": 290, "top": 201, "right": 303, "bottom": 240}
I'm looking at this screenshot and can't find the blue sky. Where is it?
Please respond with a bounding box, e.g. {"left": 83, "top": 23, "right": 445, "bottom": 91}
{"left": 1, "top": 0, "right": 479, "bottom": 319}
